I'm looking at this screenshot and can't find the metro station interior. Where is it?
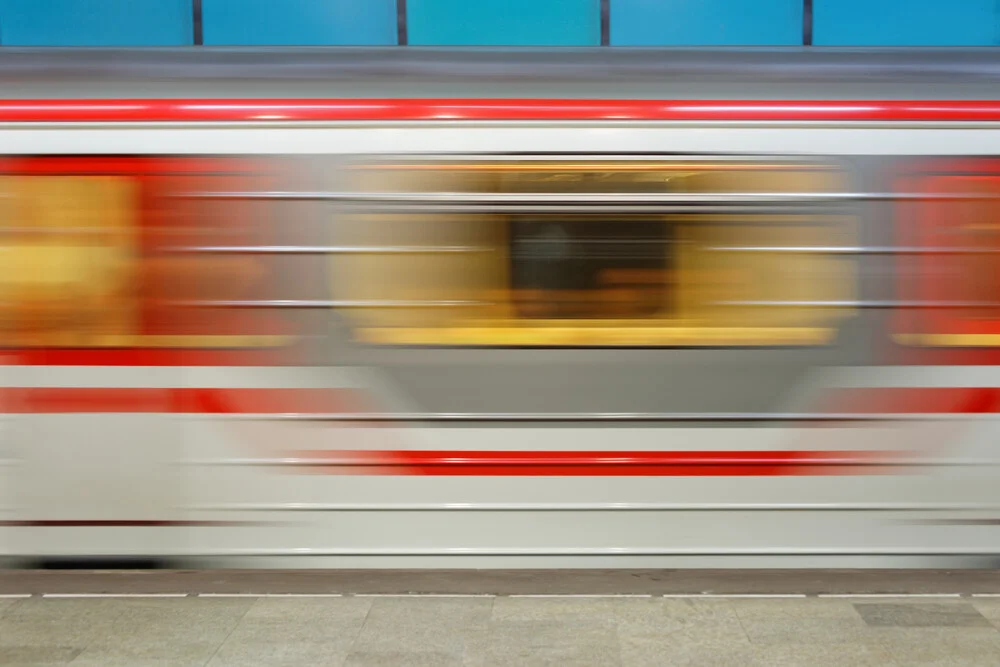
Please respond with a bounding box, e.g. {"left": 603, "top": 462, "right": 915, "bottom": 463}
{"left": 3, "top": 1, "right": 1000, "bottom": 665}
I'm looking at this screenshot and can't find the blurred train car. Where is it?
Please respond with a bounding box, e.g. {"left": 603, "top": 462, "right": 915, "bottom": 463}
{"left": 3, "top": 48, "right": 1000, "bottom": 568}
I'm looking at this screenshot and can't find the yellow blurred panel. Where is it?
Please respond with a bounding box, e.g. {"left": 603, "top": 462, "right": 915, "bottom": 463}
{"left": 130, "top": 334, "right": 293, "bottom": 349}
{"left": 334, "top": 159, "right": 856, "bottom": 348}
{"left": 0, "top": 176, "right": 137, "bottom": 347}
{"left": 358, "top": 326, "right": 833, "bottom": 347}
{"left": 893, "top": 333, "right": 1000, "bottom": 347}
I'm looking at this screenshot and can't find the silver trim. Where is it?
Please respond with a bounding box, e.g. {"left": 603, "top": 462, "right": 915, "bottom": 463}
{"left": 179, "top": 191, "right": 995, "bottom": 204}
{"left": 189, "top": 502, "right": 1000, "bottom": 512}
{"left": 170, "top": 546, "right": 1000, "bottom": 556}
{"left": 208, "top": 412, "right": 963, "bottom": 422}
{"left": 346, "top": 154, "right": 824, "bottom": 165}
{"left": 180, "top": 191, "right": 840, "bottom": 214}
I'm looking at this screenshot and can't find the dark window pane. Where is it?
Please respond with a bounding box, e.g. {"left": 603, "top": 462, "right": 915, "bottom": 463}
{"left": 510, "top": 217, "right": 669, "bottom": 319}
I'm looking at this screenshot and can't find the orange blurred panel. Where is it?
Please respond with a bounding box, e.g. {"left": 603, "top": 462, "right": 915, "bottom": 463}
{"left": 896, "top": 168, "right": 1000, "bottom": 343}
{"left": 0, "top": 156, "right": 301, "bottom": 364}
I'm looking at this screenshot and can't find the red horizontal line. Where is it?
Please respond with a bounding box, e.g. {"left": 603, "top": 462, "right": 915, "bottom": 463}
{"left": 0, "top": 520, "right": 236, "bottom": 527}
{"left": 10, "top": 349, "right": 296, "bottom": 367}
{"left": 3, "top": 387, "right": 366, "bottom": 414}
{"left": 827, "top": 387, "right": 1000, "bottom": 414}
{"left": 5, "top": 387, "right": 1000, "bottom": 416}
{"left": 7, "top": 388, "right": 168, "bottom": 413}
{"left": 0, "top": 99, "right": 998, "bottom": 123}
{"left": 294, "top": 449, "right": 902, "bottom": 476}
{"left": 0, "top": 386, "right": 907, "bottom": 476}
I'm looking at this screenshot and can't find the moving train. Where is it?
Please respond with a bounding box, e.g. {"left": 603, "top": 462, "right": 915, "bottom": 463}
{"left": 2, "top": 47, "right": 1000, "bottom": 568}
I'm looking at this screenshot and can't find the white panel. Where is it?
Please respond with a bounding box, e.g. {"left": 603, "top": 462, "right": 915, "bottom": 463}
{"left": 0, "top": 358, "right": 12, "bottom": 558}
{"left": 178, "top": 407, "right": 1000, "bottom": 566}
{"left": 6, "top": 366, "right": 181, "bottom": 388}
{"left": 822, "top": 366, "right": 1000, "bottom": 388}
{"left": 0, "top": 124, "right": 998, "bottom": 156}
{"left": 13, "top": 414, "right": 178, "bottom": 556}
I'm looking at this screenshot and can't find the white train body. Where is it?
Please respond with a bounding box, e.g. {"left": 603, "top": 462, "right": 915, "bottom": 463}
{"left": 2, "top": 48, "right": 1000, "bottom": 568}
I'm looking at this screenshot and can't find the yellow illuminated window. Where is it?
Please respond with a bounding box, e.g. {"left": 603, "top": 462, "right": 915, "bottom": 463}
{"left": 0, "top": 165, "right": 297, "bottom": 352}
{"left": 332, "top": 159, "right": 856, "bottom": 347}
{"left": 0, "top": 176, "right": 137, "bottom": 347}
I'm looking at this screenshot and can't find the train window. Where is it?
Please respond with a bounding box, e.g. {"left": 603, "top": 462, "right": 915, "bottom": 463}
{"left": 0, "top": 157, "right": 294, "bottom": 350}
{"left": 0, "top": 174, "right": 137, "bottom": 348}
{"left": 140, "top": 168, "right": 296, "bottom": 350}
{"left": 895, "top": 161, "right": 1000, "bottom": 347}
{"left": 332, "top": 157, "right": 856, "bottom": 347}
{"left": 509, "top": 217, "right": 670, "bottom": 319}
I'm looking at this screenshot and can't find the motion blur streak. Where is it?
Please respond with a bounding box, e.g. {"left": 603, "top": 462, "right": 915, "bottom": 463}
{"left": 5, "top": 48, "right": 1000, "bottom": 569}
{"left": 2, "top": 99, "right": 1000, "bottom": 122}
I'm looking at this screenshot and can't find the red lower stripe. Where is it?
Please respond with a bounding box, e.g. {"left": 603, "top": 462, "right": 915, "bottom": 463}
{"left": 293, "top": 449, "right": 903, "bottom": 476}
{"left": 0, "top": 387, "right": 960, "bottom": 476}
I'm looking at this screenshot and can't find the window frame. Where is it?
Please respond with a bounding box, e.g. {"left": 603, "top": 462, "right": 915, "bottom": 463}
{"left": 893, "top": 157, "right": 1000, "bottom": 349}
{"left": 337, "top": 153, "right": 857, "bottom": 348}
{"left": 0, "top": 155, "right": 301, "bottom": 366}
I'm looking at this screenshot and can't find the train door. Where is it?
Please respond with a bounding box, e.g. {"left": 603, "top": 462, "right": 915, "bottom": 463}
{"left": 0, "top": 156, "right": 296, "bottom": 563}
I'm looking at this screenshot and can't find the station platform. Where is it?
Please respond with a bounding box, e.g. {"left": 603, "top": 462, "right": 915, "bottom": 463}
{"left": 2, "top": 570, "right": 1000, "bottom": 666}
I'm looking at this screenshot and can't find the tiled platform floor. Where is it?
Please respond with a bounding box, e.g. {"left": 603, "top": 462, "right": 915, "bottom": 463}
{"left": 3, "top": 594, "right": 1000, "bottom": 666}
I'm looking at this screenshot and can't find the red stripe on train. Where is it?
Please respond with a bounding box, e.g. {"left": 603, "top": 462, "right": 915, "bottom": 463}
{"left": 4, "top": 387, "right": 365, "bottom": 414}
{"left": 290, "top": 449, "right": 903, "bottom": 476}
{"left": 6, "top": 386, "right": 1000, "bottom": 415}
{"left": 0, "top": 386, "right": 976, "bottom": 476}
{"left": 0, "top": 520, "right": 242, "bottom": 527}
{"left": 826, "top": 387, "right": 1000, "bottom": 414}
{"left": 0, "top": 99, "right": 998, "bottom": 123}
{"left": 8, "top": 350, "right": 296, "bottom": 367}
